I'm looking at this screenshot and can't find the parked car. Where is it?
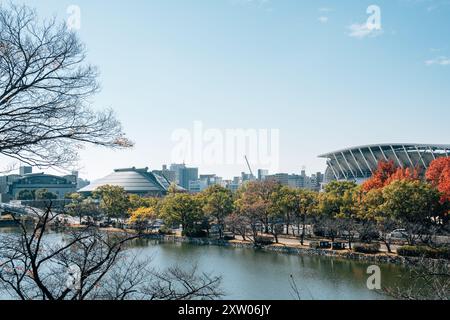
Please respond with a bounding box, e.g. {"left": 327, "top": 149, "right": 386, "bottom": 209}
{"left": 388, "top": 229, "right": 408, "bottom": 240}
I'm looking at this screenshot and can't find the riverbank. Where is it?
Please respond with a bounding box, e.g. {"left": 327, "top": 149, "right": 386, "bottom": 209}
{"left": 3, "top": 222, "right": 446, "bottom": 267}
{"left": 146, "top": 234, "right": 449, "bottom": 267}
{"left": 74, "top": 225, "right": 450, "bottom": 266}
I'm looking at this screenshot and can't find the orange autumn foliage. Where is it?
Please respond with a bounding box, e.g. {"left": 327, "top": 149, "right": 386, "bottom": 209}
{"left": 362, "top": 160, "right": 420, "bottom": 192}
{"left": 439, "top": 167, "right": 450, "bottom": 204}
{"left": 385, "top": 167, "right": 420, "bottom": 186}
{"left": 362, "top": 160, "right": 396, "bottom": 191}
{"left": 426, "top": 157, "right": 450, "bottom": 204}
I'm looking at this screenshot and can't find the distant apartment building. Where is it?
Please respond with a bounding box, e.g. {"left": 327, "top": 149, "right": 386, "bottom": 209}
{"left": 265, "top": 171, "right": 324, "bottom": 191}
{"left": 179, "top": 167, "right": 199, "bottom": 190}
{"left": 189, "top": 180, "right": 208, "bottom": 193}
{"left": 187, "top": 174, "right": 226, "bottom": 193}
{"left": 19, "top": 166, "right": 32, "bottom": 175}
{"left": 169, "top": 163, "right": 186, "bottom": 184}
{"left": 257, "top": 169, "right": 269, "bottom": 181}
{"left": 226, "top": 181, "right": 240, "bottom": 193}
{"left": 153, "top": 165, "right": 177, "bottom": 183}
{"left": 310, "top": 172, "right": 324, "bottom": 191}
{"left": 266, "top": 173, "right": 290, "bottom": 186}
{"left": 241, "top": 172, "right": 255, "bottom": 182}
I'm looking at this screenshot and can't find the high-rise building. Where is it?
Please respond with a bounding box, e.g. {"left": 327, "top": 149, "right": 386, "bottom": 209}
{"left": 19, "top": 166, "right": 32, "bottom": 175}
{"left": 179, "top": 167, "right": 199, "bottom": 190}
{"left": 169, "top": 163, "right": 186, "bottom": 183}
{"left": 153, "top": 165, "right": 177, "bottom": 183}
{"left": 266, "top": 173, "right": 289, "bottom": 186}
{"left": 189, "top": 179, "right": 208, "bottom": 193}
{"left": 241, "top": 172, "right": 255, "bottom": 182}
{"left": 258, "top": 169, "right": 269, "bottom": 181}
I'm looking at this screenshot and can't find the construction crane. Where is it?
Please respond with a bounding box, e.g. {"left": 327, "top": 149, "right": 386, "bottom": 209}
{"left": 244, "top": 156, "right": 255, "bottom": 179}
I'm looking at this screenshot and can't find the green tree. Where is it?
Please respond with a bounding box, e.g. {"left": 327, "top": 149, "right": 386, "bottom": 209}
{"left": 93, "top": 185, "right": 131, "bottom": 222}
{"left": 317, "top": 181, "right": 358, "bottom": 243}
{"left": 17, "top": 190, "right": 34, "bottom": 200}
{"left": 296, "top": 189, "right": 318, "bottom": 245}
{"left": 35, "top": 189, "right": 58, "bottom": 200}
{"left": 269, "top": 186, "right": 302, "bottom": 243}
{"left": 335, "top": 187, "right": 362, "bottom": 249}
{"left": 381, "top": 180, "right": 442, "bottom": 245}
{"left": 65, "top": 192, "right": 85, "bottom": 224}
{"left": 200, "top": 185, "right": 234, "bottom": 239}
{"left": 65, "top": 193, "right": 102, "bottom": 224}
{"left": 234, "top": 187, "right": 266, "bottom": 244}
{"left": 129, "top": 207, "right": 157, "bottom": 233}
{"left": 359, "top": 188, "right": 397, "bottom": 252}
{"left": 240, "top": 180, "right": 280, "bottom": 234}
{"left": 160, "top": 193, "right": 204, "bottom": 237}
{"left": 128, "top": 194, "right": 160, "bottom": 213}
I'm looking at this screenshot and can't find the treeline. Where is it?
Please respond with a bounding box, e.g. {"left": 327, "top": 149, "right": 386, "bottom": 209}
{"left": 65, "top": 158, "right": 450, "bottom": 252}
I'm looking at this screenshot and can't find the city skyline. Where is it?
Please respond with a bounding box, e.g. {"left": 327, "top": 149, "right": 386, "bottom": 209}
{"left": 1, "top": 0, "right": 449, "bottom": 181}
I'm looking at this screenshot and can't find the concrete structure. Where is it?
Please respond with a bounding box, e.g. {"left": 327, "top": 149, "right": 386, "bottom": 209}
{"left": 319, "top": 144, "right": 450, "bottom": 184}
{"left": 9, "top": 173, "right": 77, "bottom": 200}
{"left": 80, "top": 167, "right": 181, "bottom": 196}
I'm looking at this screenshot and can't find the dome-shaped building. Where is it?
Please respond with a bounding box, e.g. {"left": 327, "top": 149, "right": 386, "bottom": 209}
{"left": 80, "top": 167, "right": 181, "bottom": 196}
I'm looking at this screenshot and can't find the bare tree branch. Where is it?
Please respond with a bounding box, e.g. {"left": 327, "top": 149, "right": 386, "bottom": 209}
{"left": 0, "top": 3, "right": 133, "bottom": 168}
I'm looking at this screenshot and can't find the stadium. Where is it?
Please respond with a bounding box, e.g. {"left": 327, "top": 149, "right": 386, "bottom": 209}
{"left": 319, "top": 144, "right": 450, "bottom": 184}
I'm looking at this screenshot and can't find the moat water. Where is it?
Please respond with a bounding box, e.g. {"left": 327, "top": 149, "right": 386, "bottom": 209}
{"left": 0, "top": 230, "right": 414, "bottom": 300}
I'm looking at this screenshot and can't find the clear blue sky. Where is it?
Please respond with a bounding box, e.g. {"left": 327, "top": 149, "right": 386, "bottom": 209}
{"left": 13, "top": 0, "right": 450, "bottom": 180}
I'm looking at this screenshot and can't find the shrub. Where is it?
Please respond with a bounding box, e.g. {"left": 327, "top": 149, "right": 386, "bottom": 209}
{"left": 397, "top": 246, "right": 450, "bottom": 259}
{"left": 353, "top": 243, "right": 381, "bottom": 254}
{"left": 158, "top": 226, "right": 173, "bottom": 235}
{"left": 185, "top": 229, "right": 208, "bottom": 238}
{"left": 309, "top": 241, "right": 320, "bottom": 249}
{"left": 254, "top": 236, "right": 274, "bottom": 246}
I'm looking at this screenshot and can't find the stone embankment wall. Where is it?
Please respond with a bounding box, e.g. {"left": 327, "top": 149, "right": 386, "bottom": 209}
{"left": 146, "top": 234, "right": 448, "bottom": 267}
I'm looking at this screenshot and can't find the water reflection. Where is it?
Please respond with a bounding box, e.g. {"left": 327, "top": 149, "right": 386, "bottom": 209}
{"left": 0, "top": 230, "right": 412, "bottom": 300}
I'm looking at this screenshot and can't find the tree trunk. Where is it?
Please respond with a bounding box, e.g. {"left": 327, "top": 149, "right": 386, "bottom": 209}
{"left": 285, "top": 212, "right": 290, "bottom": 235}
{"left": 218, "top": 225, "right": 223, "bottom": 240}
{"left": 384, "top": 239, "right": 392, "bottom": 253}
{"left": 300, "top": 215, "right": 306, "bottom": 246}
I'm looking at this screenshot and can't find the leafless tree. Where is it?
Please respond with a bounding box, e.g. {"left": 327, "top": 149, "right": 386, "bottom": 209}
{"left": 384, "top": 258, "right": 449, "bottom": 300}
{"left": 0, "top": 3, "right": 132, "bottom": 168}
{"left": 0, "top": 206, "right": 223, "bottom": 300}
